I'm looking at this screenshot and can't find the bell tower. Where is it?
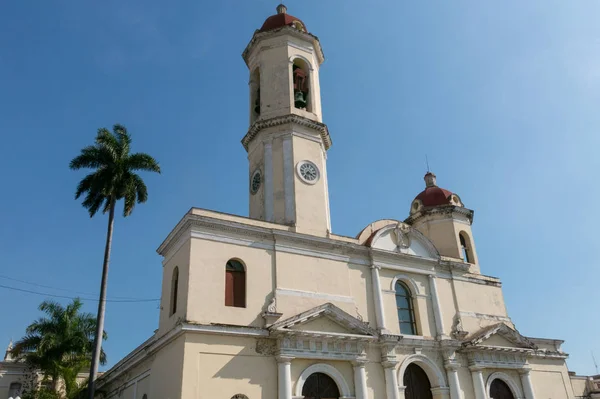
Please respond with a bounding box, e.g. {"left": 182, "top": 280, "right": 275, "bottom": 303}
{"left": 242, "top": 5, "right": 332, "bottom": 236}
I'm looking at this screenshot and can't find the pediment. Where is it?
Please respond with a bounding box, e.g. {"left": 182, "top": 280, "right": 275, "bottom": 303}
{"left": 269, "top": 303, "right": 377, "bottom": 339}
{"left": 365, "top": 222, "right": 439, "bottom": 259}
{"left": 463, "top": 323, "right": 537, "bottom": 350}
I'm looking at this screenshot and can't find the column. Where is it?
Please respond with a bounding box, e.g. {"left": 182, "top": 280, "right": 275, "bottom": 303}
{"left": 371, "top": 264, "right": 387, "bottom": 330}
{"left": 469, "top": 366, "right": 487, "bottom": 399}
{"left": 519, "top": 368, "right": 536, "bottom": 399}
{"left": 428, "top": 274, "right": 446, "bottom": 338}
{"left": 445, "top": 362, "right": 462, "bottom": 399}
{"left": 277, "top": 356, "right": 293, "bottom": 399}
{"left": 383, "top": 361, "right": 401, "bottom": 399}
{"left": 353, "top": 361, "right": 368, "bottom": 399}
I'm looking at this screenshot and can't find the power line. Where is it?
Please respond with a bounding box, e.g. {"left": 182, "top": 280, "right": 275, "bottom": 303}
{"left": 0, "top": 284, "right": 159, "bottom": 303}
{"left": 0, "top": 274, "right": 155, "bottom": 301}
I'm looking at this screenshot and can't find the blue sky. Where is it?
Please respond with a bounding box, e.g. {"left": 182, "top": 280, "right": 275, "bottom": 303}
{"left": 1, "top": 0, "right": 598, "bottom": 375}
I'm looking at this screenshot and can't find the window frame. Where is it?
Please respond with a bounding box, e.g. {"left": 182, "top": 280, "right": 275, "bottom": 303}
{"left": 225, "top": 259, "right": 246, "bottom": 308}
{"left": 395, "top": 281, "right": 417, "bottom": 335}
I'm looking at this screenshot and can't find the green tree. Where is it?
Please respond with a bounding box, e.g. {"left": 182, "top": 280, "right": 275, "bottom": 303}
{"left": 11, "top": 299, "right": 106, "bottom": 397}
{"left": 69, "top": 124, "right": 160, "bottom": 398}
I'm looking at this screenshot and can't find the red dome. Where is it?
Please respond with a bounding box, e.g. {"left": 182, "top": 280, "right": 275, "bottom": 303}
{"left": 412, "top": 172, "right": 457, "bottom": 208}
{"left": 414, "top": 186, "right": 453, "bottom": 207}
{"left": 260, "top": 5, "right": 307, "bottom": 33}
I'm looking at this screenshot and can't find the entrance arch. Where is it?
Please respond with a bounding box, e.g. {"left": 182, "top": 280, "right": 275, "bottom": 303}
{"left": 403, "top": 363, "right": 433, "bottom": 399}
{"left": 302, "top": 373, "right": 340, "bottom": 399}
{"left": 486, "top": 372, "right": 522, "bottom": 399}
{"left": 295, "top": 364, "right": 351, "bottom": 398}
{"left": 398, "top": 354, "right": 447, "bottom": 388}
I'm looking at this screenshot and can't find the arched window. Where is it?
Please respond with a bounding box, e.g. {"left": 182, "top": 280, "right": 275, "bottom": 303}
{"left": 225, "top": 259, "right": 246, "bottom": 308}
{"left": 395, "top": 281, "right": 417, "bottom": 335}
{"left": 8, "top": 382, "right": 22, "bottom": 397}
{"left": 292, "top": 58, "right": 311, "bottom": 112}
{"left": 170, "top": 266, "right": 179, "bottom": 316}
{"left": 459, "top": 232, "right": 473, "bottom": 263}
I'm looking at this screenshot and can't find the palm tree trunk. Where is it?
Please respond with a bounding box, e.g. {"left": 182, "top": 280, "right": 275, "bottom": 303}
{"left": 87, "top": 196, "right": 115, "bottom": 399}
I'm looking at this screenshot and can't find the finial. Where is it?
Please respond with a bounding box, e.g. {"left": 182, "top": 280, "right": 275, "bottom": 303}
{"left": 424, "top": 172, "right": 437, "bottom": 188}
{"left": 277, "top": 4, "right": 287, "bottom": 14}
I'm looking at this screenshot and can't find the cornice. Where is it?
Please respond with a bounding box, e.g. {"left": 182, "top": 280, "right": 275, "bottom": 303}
{"left": 242, "top": 114, "right": 331, "bottom": 151}
{"left": 242, "top": 26, "right": 325, "bottom": 66}
{"left": 405, "top": 205, "right": 474, "bottom": 226}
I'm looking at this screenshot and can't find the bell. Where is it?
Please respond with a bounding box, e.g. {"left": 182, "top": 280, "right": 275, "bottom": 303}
{"left": 254, "top": 99, "right": 260, "bottom": 114}
{"left": 254, "top": 89, "right": 260, "bottom": 114}
{"left": 294, "top": 90, "right": 307, "bottom": 109}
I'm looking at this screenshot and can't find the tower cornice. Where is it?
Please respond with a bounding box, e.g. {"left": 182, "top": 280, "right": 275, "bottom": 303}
{"left": 242, "top": 26, "right": 325, "bottom": 67}
{"left": 242, "top": 114, "right": 331, "bottom": 151}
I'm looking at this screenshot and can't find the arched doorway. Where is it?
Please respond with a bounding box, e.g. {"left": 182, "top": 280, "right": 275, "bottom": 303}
{"left": 403, "top": 363, "right": 433, "bottom": 399}
{"left": 302, "top": 372, "right": 340, "bottom": 399}
{"left": 490, "top": 379, "right": 515, "bottom": 399}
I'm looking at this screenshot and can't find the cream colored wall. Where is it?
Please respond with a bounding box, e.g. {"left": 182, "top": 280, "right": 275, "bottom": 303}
{"left": 452, "top": 279, "right": 509, "bottom": 333}
{"left": 570, "top": 376, "right": 588, "bottom": 397}
{"left": 159, "top": 240, "right": 191, "bottom": 334}
{"left": 147, "top": 335, "right": 186, "bottom": 399}
{"left": 291, "top": 132, "right": 330, "bottom": 235}
{"left": 529, "top": 357, "right": 576, "bottom": 399}
{"left": 102, "top": 355, "right": 153, "bottom": 399}
{"left": 186, "top": 238, "right": 274, "bottom": 327}
{"left": 413, "top": 217, "right": 480, "bottom": 274}
{"left": 181, "top": 334, "right": 277, "bottom": 399}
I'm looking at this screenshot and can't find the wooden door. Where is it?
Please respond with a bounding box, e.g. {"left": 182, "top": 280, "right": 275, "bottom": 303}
{"left": 490, "top": 379, "right": 515, "bottom": 399}
{"left": 403, "top": 364, "right": 433, "bottom": 399}
{"left": 302, "top": 372, "right": 340, "bottom": 399}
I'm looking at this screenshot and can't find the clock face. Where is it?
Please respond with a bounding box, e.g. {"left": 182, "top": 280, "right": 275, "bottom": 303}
{"left": 250, "top": 170, "right": 261, "bottom": 194}
{"left": 297, "top": 161, "right": 319, "bottom": 184}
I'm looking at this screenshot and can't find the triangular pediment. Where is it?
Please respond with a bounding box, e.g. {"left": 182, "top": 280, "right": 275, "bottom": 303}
{"left": 463, "top": 323, "right": 537, "bottom": 350}
{"left": 269, "top": 303, "right": 377, "bottom": 339}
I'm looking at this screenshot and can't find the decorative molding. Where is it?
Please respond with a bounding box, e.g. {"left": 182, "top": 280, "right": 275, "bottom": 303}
{"left": 405, "top": 205, "right": 474, "bottom": 226}
{"left": 295, "top": 363, "right": 352, "bottom": 398}
{"left": 458, "top": 311, "right": 511, "bottom": 323}
{"left": 242, "top": 26, "right": 325, "bottom": 67}
{"left": 276, "top": 288, "right": 354, "bottom": 303}
{"left": 270, "top": 302, "right": 377, "bottom": 338}
{"left": 368, "top": 222, "right": 440, "bottom": 259}
{"left": 463, "top": 323, "right": 537, "bottom": 349}
{"left": 242, "top": 114, "right": 331, "bottom": 151}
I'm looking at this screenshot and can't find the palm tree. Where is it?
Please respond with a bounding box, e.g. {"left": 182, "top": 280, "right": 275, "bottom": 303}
{"left": 69, "top": 124, "right": 160, "bottom": 398}
{"left": 11, "top": 299, "right": 106, "bottom": 396}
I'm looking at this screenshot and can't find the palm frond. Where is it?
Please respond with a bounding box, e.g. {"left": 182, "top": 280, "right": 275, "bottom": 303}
{"left": 113, "top": 124, "right": 131, "bottom": 158}
{"left": 69, "top": 146, "right": 107, "bottom": 170}
{"left": 125, "top": 153, "right": 161, "bottom": 173}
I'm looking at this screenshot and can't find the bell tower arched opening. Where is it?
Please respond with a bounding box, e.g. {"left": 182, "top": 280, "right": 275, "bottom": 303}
{"left": 249, "top": 67, "right": 261, "bottom": 124}
{"left": 292, "top": 58, "right": 311, "bottom": 112}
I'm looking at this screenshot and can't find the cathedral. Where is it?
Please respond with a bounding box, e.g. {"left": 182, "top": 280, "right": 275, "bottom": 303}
{"left": 2, "top": 4, "right": 599, "bottom": 399}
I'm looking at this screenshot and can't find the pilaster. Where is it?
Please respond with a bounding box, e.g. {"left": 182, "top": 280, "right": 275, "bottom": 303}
{"left": 277, "top": 356, "right": 294, "bottom": 399}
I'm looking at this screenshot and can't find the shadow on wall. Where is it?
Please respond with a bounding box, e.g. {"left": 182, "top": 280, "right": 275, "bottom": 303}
{"left": 213, "top": 352, "right": 278, "bottom": 387}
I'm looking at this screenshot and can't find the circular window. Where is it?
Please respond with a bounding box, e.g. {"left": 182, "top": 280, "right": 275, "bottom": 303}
{"left": 250, "top": 169, "right": 262, "bottom": 194}
{"left": 296, "top": 160, "right": 320, "bottom": 184}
